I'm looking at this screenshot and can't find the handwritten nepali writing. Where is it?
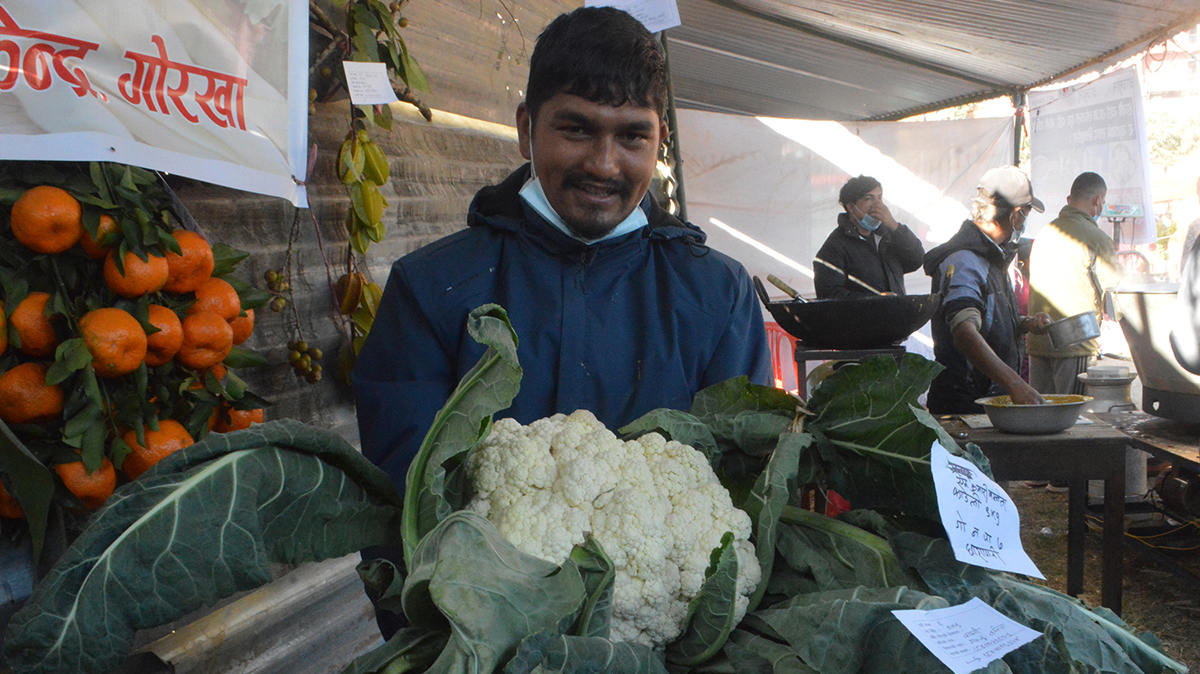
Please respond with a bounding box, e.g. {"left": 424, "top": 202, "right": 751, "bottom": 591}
{"left": 893, "top": 597, "right": 1042, "bottom": 674}
{"left": 119, "top": 35, "right": 247, "bottom": 130}
{"left": 0, "top": 6, "right": 105, "bottom": 100}
{"left": 931, "top": 441, "right": 1043, "bottom": 578}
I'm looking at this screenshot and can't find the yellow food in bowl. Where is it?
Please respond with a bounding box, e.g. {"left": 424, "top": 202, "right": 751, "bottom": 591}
{"left": 980, "top": 394, "right": 1089, "bottom": 407}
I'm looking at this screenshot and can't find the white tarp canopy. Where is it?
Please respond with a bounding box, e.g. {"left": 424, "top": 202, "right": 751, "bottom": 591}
{"left": 677, "top": 110, "right": 1014, "bottom": 370}
{"left": 678, "top": 110, "right": 1014, "bottom": 298}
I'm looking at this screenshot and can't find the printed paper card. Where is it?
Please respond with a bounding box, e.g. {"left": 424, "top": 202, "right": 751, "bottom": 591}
{"left": 931, "top": 441, "right": 1043, "bottom": 578}
{"left": 342, "top": 62, "right": 400, "bottom": 105}
{"left": 586, "top": 0, "right": 681, "bottom": 33}
{"left": 893, "top": 597, "right": 1042, "bottom": 674}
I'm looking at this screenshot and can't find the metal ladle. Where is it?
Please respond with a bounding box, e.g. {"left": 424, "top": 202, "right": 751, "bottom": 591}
{"left": 813, "top": 257, "right": 884, "bottom": 295}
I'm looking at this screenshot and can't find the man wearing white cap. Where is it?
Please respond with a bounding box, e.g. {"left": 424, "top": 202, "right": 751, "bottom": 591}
{"left": 923, "top": 166, "right": 1052, "bottom": 414}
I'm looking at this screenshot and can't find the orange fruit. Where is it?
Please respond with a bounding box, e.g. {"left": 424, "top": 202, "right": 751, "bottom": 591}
{"left": 0, "top": 479, "right": 23, "bottom": 519}
{"left": 187, "top": 277, "right": 241, "bottom": 321}
{"left": 78, "top": 214, "right": 120, "bottom": 259}
{"left": 54, "top": 457, "right": 117, "bottom": 510}
{"left": 202, "top": 362, "right": 227, "bottom": 383}
{"left": 10, "top": 185, "right": 83, "bottom": 254}
{"left": 103, "top": 250, "right": 169, "bottom": 298}
{"left": 0, "top": 362, "right": 64, "bottom": 424}
{"left": 10, "top": 291, "right": 57, "bottom": 357}
{"left": 144, "top": 304, "right": 183, "bottom": 367}
{"left": 121, "top": 419, "right": 194, "bottom": 479}
{"left": 215, "top": 407, "right": 264, "bottom": 433}
{"left": 0, "top": 300, "right": 7, "bottom": 357}
{"left": 188, "top": 363, "right": 227, "bottom": 391}
{"left": 229, "top": 308, "right": 254, "bottom": 345}
{"left": 78, "top": 307, "right": 148, "bottom": 378}
{"left": 163, "top": 230, "right": 215, "bottom": 294}
{"left": 176, "top": 311, "right": 233, "bottom": 370}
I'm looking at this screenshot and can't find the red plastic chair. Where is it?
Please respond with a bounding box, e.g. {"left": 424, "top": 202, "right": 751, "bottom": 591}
{"left": 764, "top": 322, "right": 800, "bottom": 393}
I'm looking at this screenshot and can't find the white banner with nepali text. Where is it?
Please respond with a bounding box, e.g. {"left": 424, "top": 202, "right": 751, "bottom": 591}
{"left": 0, "top": 0, "right": 308, "bottom": 206}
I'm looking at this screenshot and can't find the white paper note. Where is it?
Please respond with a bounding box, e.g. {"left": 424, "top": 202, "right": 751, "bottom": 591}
{"left": 586, "top": 0, "right": 681, "bottom": 33}
{"left": 893, "top": 597, "right": 1042, "bottom": 674}
{"left": 931, "top": 441, "right": 1044, "bottom": 578}
{"left": 341, "top": 62, "right": 399, "bottom": 105}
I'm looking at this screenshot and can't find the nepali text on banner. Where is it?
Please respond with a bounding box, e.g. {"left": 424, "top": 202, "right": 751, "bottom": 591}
{"left": 0, "top": 0, "right": 308, "bottom": 206}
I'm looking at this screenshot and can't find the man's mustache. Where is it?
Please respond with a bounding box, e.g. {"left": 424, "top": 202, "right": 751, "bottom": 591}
{"left": 562, "top": 173, "right": 631, "bottom": 199}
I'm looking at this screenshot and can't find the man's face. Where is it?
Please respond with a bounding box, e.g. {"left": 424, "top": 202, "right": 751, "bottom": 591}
{"left": 849, "top": 187, "right": 882, "bottom": 220}
{"left": 517, "top": 93, "right": 667, "bottom": 240}
{"left": 1008, "top": 205, "right": 1032, "bottom": 240}
{"left": 853, "top": 187, "right": 882, "bottom": 213}
{"left": 1091, "top": 190, "right": 1107, "bottom": 218}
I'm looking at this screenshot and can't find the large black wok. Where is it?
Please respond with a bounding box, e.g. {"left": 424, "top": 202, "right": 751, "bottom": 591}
{"left": 754, "top": 276, "right": 942, "bottom": 349}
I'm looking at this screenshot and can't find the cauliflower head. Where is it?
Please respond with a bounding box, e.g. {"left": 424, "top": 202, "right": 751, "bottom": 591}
{"left": 465, "top": 410, "right": 760, "bottom": 648}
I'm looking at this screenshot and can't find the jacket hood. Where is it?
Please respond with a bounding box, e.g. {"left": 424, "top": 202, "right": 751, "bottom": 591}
{"left": 923, "top": 219, "right": 1014, "bottom": 276}
{"left": 467, "top": 164, "right": 707, "bottom": 255}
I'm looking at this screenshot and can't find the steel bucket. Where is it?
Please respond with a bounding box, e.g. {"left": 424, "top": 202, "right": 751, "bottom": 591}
{"left": 1046, "top": 311, "right": 1101, "bottom": 350}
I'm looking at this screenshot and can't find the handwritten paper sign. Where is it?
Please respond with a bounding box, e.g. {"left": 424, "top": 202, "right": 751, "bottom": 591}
{"left": 893, "top": 597, "right": 1042, "bottom": 674}
{"left": 931, "top": 441, "right": 1044, "bottom": 578}
{"left": 342, "top": 62, "right": 400, "bottom": 106}
{"left": 586, "top": 0, "right": 681, "bottom": 33}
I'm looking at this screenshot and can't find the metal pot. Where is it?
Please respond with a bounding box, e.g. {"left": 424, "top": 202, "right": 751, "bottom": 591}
{"left": 1045, "top": 311, "right": 1101, "bottom": 350}
{"left": 753, "top": 277, "right": 941, "bottom": 349}
{"left": 975, "top": 394, "right": 1092, "bottom": 434}
{"left": 1110, "top": 282, "right": 1200, "bottom": 421}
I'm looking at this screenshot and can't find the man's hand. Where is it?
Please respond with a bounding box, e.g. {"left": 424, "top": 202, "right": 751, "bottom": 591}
{"left": 1022, "top": 312, "right": 1052, "bottom": 334}
{"left": 1007, "top": 380, "right": 1046, "bottom": 405}
{"left": 870, "top": 202, "right": 899, "bottom": 231}
{"left": 951, "top": 318, "right": 1042, "bottom": 406}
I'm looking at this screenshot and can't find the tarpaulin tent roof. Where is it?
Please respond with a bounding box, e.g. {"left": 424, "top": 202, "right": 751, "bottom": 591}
{"left": 665, "top": 0, "right": 1200, "bottom": 121}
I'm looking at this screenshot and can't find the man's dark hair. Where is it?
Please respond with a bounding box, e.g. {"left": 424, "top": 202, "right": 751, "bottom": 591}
{"left": 838, "top": 175, "right": 881, "bottom": 208}
{"left": 525, "top": 7, "right": 667, "bottom": 122}
{"left": 1069, "top": 172, "right": 1107, "bottom": 199}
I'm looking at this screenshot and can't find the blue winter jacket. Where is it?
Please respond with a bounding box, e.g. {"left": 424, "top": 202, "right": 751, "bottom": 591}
{"left": 923, "top": 220, "right": 1022, "bottom": 414}
{"left": 352, "top": 165, "right": 772, "bottom": 490}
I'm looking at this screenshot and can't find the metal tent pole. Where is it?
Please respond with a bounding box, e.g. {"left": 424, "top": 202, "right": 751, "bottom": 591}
{"left": 660, "top": 33, "right": 687, "bottom": 223}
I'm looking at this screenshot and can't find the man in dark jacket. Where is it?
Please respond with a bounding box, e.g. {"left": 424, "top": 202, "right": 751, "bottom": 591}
{"left": 814, "top": 175, "right": 925, "bottom": 298}
{"left": 924, "top": 167, "right": 1051, "bottom": 414}
{"left": 352, "top": 7, "right": 771, "bottom": 493}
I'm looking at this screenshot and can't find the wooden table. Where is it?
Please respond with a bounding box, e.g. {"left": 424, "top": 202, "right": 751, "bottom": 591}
{"left": 940, "top": 414, "right": 1127, "bottom": 613}
{"left": 1095, "top": 411, "right": 1200, "bottom": 472}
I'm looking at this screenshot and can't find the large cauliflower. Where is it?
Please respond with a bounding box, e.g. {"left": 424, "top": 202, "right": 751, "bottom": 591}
{"left": 465, "top": 410, "right": 761, "bottom": 648}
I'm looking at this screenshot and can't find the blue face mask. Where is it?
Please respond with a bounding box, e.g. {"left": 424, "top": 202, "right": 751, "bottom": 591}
{"left": 859, "top": 213, "right": 882, "bottom": 231}
{"left": 518, "top": 117, "right": 648, "bottom": 244}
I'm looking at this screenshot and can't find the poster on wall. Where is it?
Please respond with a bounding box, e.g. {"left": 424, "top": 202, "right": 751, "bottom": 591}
{"left": 0, "top": 0, "right": 309, "bottom": 206}
{"left": 585, "top": 0, "right": 680, "bottom": 33}
{"left": 1028, "top": 66, "right": 1154, "bottom": 245}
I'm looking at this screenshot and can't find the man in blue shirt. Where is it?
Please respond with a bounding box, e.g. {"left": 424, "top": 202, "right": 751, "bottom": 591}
{"left": 924, "top": 167, "right": 1051, "bottom": 414}
{"left": 352, "top": 7, "right": 772, "bottom": 493}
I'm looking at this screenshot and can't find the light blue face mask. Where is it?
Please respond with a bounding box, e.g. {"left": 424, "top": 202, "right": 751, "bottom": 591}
{"left": 518, "top": 118, "right": 648, "bottom": 244}
{"left": 849, "top": 202, "right": 881, "bottom": 232}
{"left": 858, "top": 213, "right": 882, "bottom": 231}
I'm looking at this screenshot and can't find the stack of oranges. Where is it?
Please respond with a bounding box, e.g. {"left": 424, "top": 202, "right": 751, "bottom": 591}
{"left": 0, "top": 175, "right": 268, "bottom": 518}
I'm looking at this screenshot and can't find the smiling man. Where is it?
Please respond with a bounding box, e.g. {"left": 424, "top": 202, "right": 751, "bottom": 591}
{"left": 352, "top": 7, "right": 771, "bottom": 495}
